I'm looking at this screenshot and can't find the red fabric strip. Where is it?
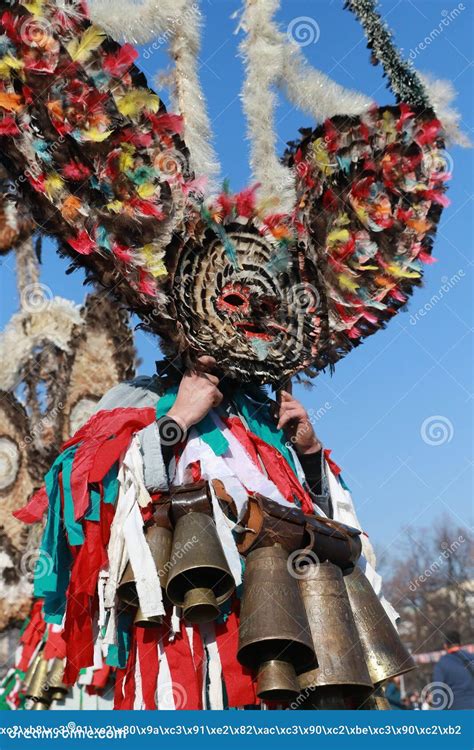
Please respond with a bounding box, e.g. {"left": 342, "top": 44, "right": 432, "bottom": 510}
{"left": 164, "top": 622, "right": 202, "bottom": 710}
{"left": 223, "top": 416, "right": 314, "bottom": 513}
{"left": 135, "top": 625, "right": 160, "bottom": 710}
{"left": 70, "top": 408, "right": 155, "bottom": 520}
{"left": 121, "top": 632, "right": 137, "bottom": 710}
{"left": 18, "top": 601, "right": 46, "bottom": 672}
{"left": 43, "top": 627, "right": 67, "bottom": 660}
{"left": 215, "top": 604, "right": 256, "bottom": 708}
{"left": 114, "top": 667, "right": 127, "bottom": 710}
{"left": 13, "top": 486, "right": 48, "bottom": 524}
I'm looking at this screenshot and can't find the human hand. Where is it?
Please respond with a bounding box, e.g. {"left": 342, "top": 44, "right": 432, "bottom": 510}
{"left": 166, "top": 356, "right": 223, "bottom": 431}
{"left": 276, "top": 390, "right": 322, "bottom": 455}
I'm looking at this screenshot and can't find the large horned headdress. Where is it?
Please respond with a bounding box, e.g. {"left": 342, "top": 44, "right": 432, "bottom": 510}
{"left": 0, "top": 0, "right": 461, "bottom": 384}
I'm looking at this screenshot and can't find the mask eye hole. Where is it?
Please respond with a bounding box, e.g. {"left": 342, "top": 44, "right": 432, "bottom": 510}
{"left": 222, "top": 293, "right": 246, "bottom": 309}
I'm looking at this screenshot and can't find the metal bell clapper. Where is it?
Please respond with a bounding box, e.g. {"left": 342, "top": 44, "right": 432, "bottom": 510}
{"left": 296, "top": 561, "right": 373, "bottom": 709}
{"left": 344, "top": 566, "right": 415, "bottom": 686}
{"left": 238, "top": 544, "right": 316, "bottom": 702}
{"left": 166, "top": 512, "right": 235, "bottom": 624}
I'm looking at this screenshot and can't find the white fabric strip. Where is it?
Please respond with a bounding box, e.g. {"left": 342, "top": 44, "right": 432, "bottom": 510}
{"left": 157, "top": 637, "right": 175, "bottom": 710}
{"left": 209, "top": 480, "right": 242, "bottom": 589}
{"left": 133, "top": 655, "right": 144, "bottom": 710}
{"left": 200, "top": 622, "right": 224, "bottom": 711}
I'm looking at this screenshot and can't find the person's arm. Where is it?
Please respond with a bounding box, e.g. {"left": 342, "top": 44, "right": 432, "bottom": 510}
{"left": 277, "top": 391, "right": 333, "bottom": 517}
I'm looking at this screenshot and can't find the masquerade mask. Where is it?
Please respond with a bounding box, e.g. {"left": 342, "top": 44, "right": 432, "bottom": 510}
{"left": 0, "top": 2, "right": 449, "bottom": 385}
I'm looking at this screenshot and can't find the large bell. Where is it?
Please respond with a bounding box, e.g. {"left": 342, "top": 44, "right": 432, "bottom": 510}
{"left": 297, "top": 562, "right": 373, "bottom": 709}
{"left": 46, "top": 658, "right": 68, "bottom": 701}
{"left": 344, "top": 566, "right": 415, "bottom": 685}
{"left": 166, "top": 512, "right": 235, "bottom": 623}
{"left": 118, "top": 524, "right": 173, "bottom": 614}
{"left": 238, "top": 544, "right": 316, "bottom": 703}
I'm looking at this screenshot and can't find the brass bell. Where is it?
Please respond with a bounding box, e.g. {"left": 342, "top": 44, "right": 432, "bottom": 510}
{"left": 22, "top": 652, "right": 42, "bottom": 695}
{"left": 360, "top": 687, "right": 392, "bottom": 710}
{"left": 134, "top": 606, "right": 163, "bottom": 628}
{"left": 344, "top": 566, "right": 415, "bottom": 685}
{"left": 24, "top": 655, "right": 51, "bottom": 707}
{"left": 29, "top": 698, "right": 51, "bottom": 710}
{"left": 118, "top": 525, "right": 173, "bottom": 607}
{"left": 46, "top": 658, "right": 68, "bottom": 701}
{"left": 297, "top": 562, "right": 373, "bottom": 709}
{"left": 166, "top": 512, "right": 235, "bottom": 624}
{"left": 238, "top": 545, "right": 316, "bottom": 702}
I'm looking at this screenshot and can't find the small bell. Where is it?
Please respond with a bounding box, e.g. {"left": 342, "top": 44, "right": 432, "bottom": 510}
{"left": 134, "top": 606, "right": 163, "bottom": 628}
{"left": 238, "top": 545, "right": 316, "bottom": 702}
{"left": 118, "top": 524, "right": 173, "bottom": 608}
{"left": 166, "top": 512, "right": 235, "bottom": 623}
{"left": 344, "top": 566, "right": 415, "bottom": 685}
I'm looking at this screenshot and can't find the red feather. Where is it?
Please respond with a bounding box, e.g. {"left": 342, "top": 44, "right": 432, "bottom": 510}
{"left": 103, "top": 43, "right": 138, "bottom": 76}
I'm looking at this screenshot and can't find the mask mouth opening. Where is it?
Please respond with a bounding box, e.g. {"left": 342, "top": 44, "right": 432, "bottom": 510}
{"left": 234, "top": 320, "right": 287, "bottom": 339}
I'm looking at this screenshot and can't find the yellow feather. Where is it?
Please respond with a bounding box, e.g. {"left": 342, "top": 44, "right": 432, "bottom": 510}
{"left": 23, "top": 0, "right": 43, "bottom": 14}
{"left": 141, "top": 244, "right": 167, "bottom": 278}
{"left": 327, "top": 228, "right": 350, "bottom": 245}
{"left": 338, "top": 273, "right": 359, "bottom": 291}
{"left": 137, "top": 183, "right": 156, "bottom": 199}
{"left": 67, "top": 25, "right": 106, "bottom": 63}
{"left": 119, "top": 149, "right": 135, "bottom": 172}
{"left": 387, "top": 264, "right": 421, "bottom": 279}
{"left": 44, "top": 173, "right": 64, "bottom": 197}
{"left": 115, "top": 90, "right": 160, "bottom": 118}
{"left": 0, "top": 55, "right": 24, "bottom": 79}
{"left": 82, "top": 128, "right": 113, "bottom": 142}
{"left": 106, "top": 200, "right": 124, "bottom": 213}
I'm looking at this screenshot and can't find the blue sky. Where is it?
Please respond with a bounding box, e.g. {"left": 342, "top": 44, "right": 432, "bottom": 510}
{"left": 1, "top": 0, "right": 472, "bottom": 554}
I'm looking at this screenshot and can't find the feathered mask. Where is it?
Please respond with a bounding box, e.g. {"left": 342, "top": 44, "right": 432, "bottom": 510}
{"left": 0, "top": 0, "right": 452, "bottom": 384}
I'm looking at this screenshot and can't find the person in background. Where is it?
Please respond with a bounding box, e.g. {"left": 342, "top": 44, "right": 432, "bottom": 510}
{"left": 410, "top": 691, "right": 422, "bottom": 710}
{"left": 385, "top": 676, "right": 406, "bottom": 709}
{"left": 432, "top": 630, "right": 474, "bottom": 710}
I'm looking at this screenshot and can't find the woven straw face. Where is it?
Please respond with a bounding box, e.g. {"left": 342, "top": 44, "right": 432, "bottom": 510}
{"left": 173, "top": 230, "right": 324, "bottom": 383}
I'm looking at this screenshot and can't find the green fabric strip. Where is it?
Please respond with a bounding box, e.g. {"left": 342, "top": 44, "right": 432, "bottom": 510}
{"left": 61, "top": 445, "right": 85, "bottom": 546}
{"left": 103, "top": 463, "right": 119, "bottom": 505}
{"left": 106, "top": 610, "right": 133, "bottom": 668}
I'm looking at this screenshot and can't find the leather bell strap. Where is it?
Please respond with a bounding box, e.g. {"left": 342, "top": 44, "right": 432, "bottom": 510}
{"left": 235, "top": 493, "right": 362, "bottom": 570}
